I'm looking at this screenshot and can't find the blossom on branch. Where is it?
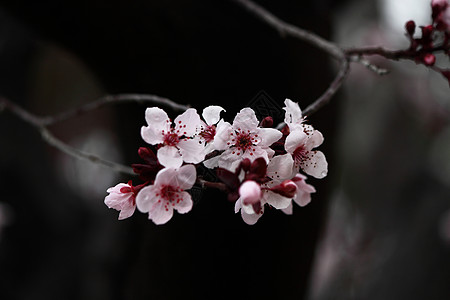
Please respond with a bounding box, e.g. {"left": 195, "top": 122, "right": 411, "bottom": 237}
{"left": 141, "top": 107, "right": 205, "bottom": 168}
{"left": 104, "top": 181, "right": 139, "bottom": 220}
{"left": 136, "top": 164, "right": 196, "bottom": 225}
{"left": 283, "top": 99, "right": 328, "bottom": 179}
{"left": 204, "top": 107, "right": 282, "bottom": 171}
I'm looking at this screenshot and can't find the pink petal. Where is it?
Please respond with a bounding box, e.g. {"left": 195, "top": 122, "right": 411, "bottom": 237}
{"left": 301, "top": 150, "right": 328, "bottom": 179}
{"left": 267, "top": 154, "right": 294, "bottom": 180}
{"left": 234, "top": 198, "right": 242, "bottom": 213}
{"left": 304, "top": 129, "right": 324, "bottom": 150}
{"left": 174, "top": 191, "right": 193, "bottom": 214}
{"left": 118, "top": 205, "right": 136, "bottom": 220}
{"left": 233, "top": 108, "right": 259, "bottom": 132}
{"left": 178, "top": 137, "right": 206, "bottom": 164}
{"left": 153, "top": 167, "right": 178, "bottom": 186}
{"left": 135, "top": 185, "right": 159, "bottom": 213}
{"left": 149, "top": 202, "right": 174, "bottom": 225}
{"left": 174, "top": 108, "right": 202, "bottom": 137}
{"left": 176, "top": 164, "right": 197, "bottom": 190}
{"left": 157, "top": 145, "right": 183, "bottom": 168}
{"left": 293, "top": 191, "right": 312, "bottom": 207}
{"left": 284, "top": 129, "right": 307, "bottom": 154}
{"left": 202, "top": 105, "right": 225, "bottom": 125}
{"left": 203, "top": 155, "right": 220, "bottom": 169}
{"left": 256, "top": 128, "right": 282, "bottom": 147}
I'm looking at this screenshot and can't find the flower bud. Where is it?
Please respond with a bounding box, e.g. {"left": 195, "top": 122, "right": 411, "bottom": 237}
{"left": 270, "top": 180, "right": 297, "bottom": 198}
{"left": 423, "top": 53, "right": 436, "bottom": 66}
{"left": 405, "top": 20, "right": 416, "bottom": 36}
{"left": 239, "top": 180, "right": 262, "bottom": 205}
{"left": 260, "top": 116, "right": 274, "bottom": 128}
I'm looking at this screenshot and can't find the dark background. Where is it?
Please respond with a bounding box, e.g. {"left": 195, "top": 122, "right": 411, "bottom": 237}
{"left": 0, "top": 0, "right": 449, "bottom": 300}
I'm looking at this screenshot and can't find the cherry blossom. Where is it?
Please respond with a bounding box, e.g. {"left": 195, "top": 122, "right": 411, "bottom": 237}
{"left": 136, "top": 164, "right": 196, "bottom": 225}
{"left": 198, "top": 105, "right": 225, "bottom": 154}
{"left": 281, "top": 174, "right": 316, "bottom": 215}
{"left": 104, "top": 181, "right": 138, "bottom": 220}
{"left": 283, "top": 99, "right": 328, "bottom": 179}
{"left": 141, "top": 107, "right": 205, "bottom": 168}
{"left": 204, "top": 107, "right": 282, "bottom": 171}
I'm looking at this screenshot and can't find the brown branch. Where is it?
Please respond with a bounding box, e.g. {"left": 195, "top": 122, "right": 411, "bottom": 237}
{"left": 196, "top": 178, "right": 227, "bottom": 192}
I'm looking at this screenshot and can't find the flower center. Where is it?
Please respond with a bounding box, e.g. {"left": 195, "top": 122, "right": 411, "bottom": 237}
{"left": 235, "top": 131, "right": 254, "bottom": 151}
{"left": 293, "top": 145, "right": 308, "bottom": 164}
{"left": 163, "top": 132, "right": 180, "bottom": 146}
{"left": 199, "top": 125, "right": 216, "bottom": 143}
{"left": 156, "top": 184, "right": 184, "bottom": 211}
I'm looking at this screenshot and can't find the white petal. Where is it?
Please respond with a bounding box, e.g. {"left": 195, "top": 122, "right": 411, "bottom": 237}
{"left": 213, "top": 121, "right": 233, "bottom": 151}
{"left": 175, "top": 191, "right": 193, "bottom": 214}
{"left": 149, "top": 202, "right": 174, "bottom": 225}
{"left": 203, "top": 155, "right": 220, "bottom": 169}
{"left": 234, "top": 198, "right": 242, "bottom": 213}
{"left": 293, "top": 191, "right": 312, "bottom": 207}
{"left": 284, "top": 129, "right": 307, "bottom": 154}
{"left": 256, "top": 128, "right": 282, "bottom": 147}
{"left": 178, "top": 137, "right": 206, "bottom": 164}
{"left": 305, "top": 129, "right": 324, "bottom": 150}
{"left": 267, "top": 154, "right": 294, "bottom": 180}
{"left": 174, "top": 108, "right": 202, "bottom": 137}
{"left": 233, "top": 108, "right": 259, "bottom": 132}
{"left": 157, "top": 146, "right": 183, "bottom": 168}
{"left": 202, "top": 105, "right": 225, "bottom": 125}
{"left": 241, "top": 208, "right": 264, "bottom": 225}
{"left": 135, "top": 185, "right": 159, "bottom": 213}
{"left": 118, "top": 205, "right": 136, "bottom": 220}
{"left": 217, "top": 149, "right": 243, "bottom": 172}
{"left": 283, "top": 99, "right": 303, "bottom": 127}
{"left": 176, "top": 164, "right": 197, "bottom": 190}
{"left": 301, "top": 150, "right": 328, "bottom": 179}
{"left": 265, "top": 192, "right": 291, "bottom": 209}
{"left": 281, "top": 203, "right": 293, "bottom": 215}
{"left": 141, "top": 107, "right": 170, "bottom": 145}
{"left": 153, "top": 167, "right": 178, "bottom": 186}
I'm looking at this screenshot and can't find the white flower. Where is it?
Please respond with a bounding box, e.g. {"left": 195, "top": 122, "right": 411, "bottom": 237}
{"left": 136, "top": 165, "right": 196, "bottom": 225}
{"left": 104, "top": 182, "right": 136, "bottom": 220}
{"left": 204, "top": 107, "right": 282, "bottom": 171}
{"left": 141, "top": 107, "right": 205, "bottom": 168}
{"left": 198, "top": 106, "right": 225, "bottom": 154}
{"left": 282, "top": 99, "right": 328, "bottom": 179}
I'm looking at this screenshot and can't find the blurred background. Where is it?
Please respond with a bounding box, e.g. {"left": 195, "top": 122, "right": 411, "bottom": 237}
{"left": 0, "top": 0, "right": 449, "bottom": 299}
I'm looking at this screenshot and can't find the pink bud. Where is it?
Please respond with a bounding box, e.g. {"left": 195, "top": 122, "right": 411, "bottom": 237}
{"left": 260, "top": 116, "right": 274, "bottom": 128}
{"left": 239, "top": 180, "right": 262, "bottom": 205}
{"left": 423, "top": 53, "right": 436, "bottom": 66}
{"left": 270, "top": 180, "right": 297, "bottom": 198}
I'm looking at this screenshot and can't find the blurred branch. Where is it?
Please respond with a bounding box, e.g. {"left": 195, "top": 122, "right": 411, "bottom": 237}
{"left": 0, "top": 95, "right": 187, "bottom": 176}
{"left": 42, "top": 93, "right": 190, "bottom": 126}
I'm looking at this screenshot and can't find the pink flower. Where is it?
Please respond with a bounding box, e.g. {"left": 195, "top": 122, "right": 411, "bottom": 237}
{"left": 283, "top": 99, "right": 328, "bottom": 179}
{"left": 204, "top": 107, "right": 282, "bottom": 171}
{"left": 141, "top": 107, "right": 205, "bottom": 168}
{"left": 239, "top": 180, "right": 262, "bottom": 205}
{"left": 136, "top": 164, "right": 196, "bottom": 225}
{"left": 104, "top": 181, "right": 137, "bottom": 220}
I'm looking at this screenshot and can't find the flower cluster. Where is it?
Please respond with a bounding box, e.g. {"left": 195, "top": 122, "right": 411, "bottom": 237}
{"left": 404, "top": 0, "right": 450, "bottom": 83}
{"left": 104, "top": 99, "right": 327, "bottom": 225}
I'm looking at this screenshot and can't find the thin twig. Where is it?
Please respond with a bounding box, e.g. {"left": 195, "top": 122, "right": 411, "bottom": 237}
{"left": 231, "top": 0, "right": 349, "bottom": 117}
{"left": 196, "top": 178, "right": 227, "bottom": 191}
{"left": 303, "top": 58, "right": 350, "bottom": 117}
{"left": 42, "top": 93, "right": 190, "bottom": 126}
{"left": 349, "top": 56, "right": 390, "bottom": 75}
